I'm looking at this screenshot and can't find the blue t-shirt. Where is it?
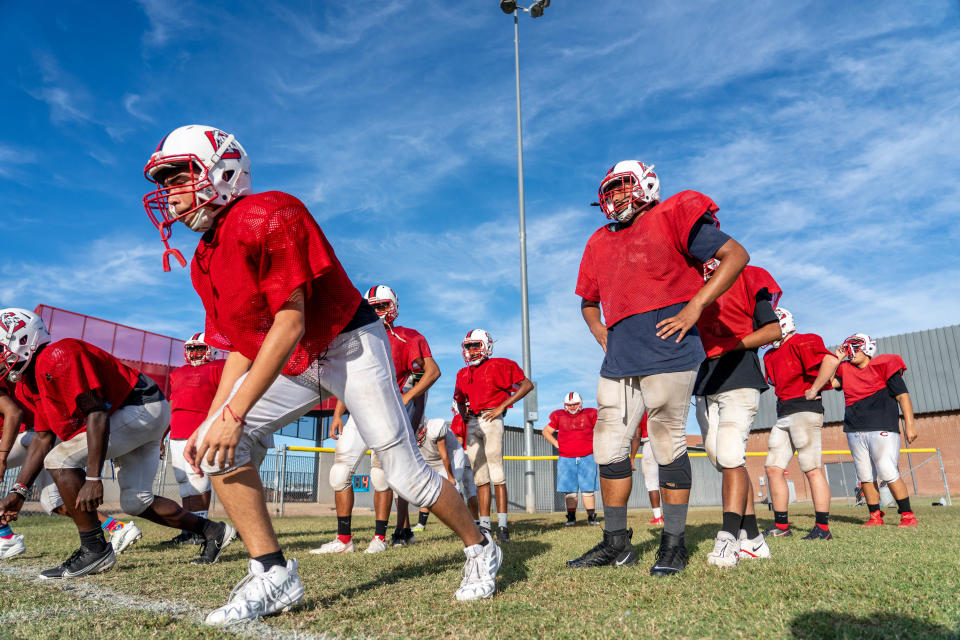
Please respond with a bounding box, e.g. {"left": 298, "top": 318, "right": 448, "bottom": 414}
{"left": 599, "top": 216, "right": 731, "bottom": 378}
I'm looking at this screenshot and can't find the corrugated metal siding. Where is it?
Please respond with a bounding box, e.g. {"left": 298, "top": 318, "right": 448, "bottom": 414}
{"left": 752, "top": 324, "right": 960, "bottom": 430}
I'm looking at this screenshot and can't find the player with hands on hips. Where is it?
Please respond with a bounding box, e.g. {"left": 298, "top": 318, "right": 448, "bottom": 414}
{"left": 454, "top": 330, "right": 534, "bottom": 543}
{"left": 143, "top": 125, "right": 500, "bottom": 624}
{"left": 541, "top": 393, "right": 600, "bottom": 527}
{"left": 572, "top": 160, "right": 748, "bottom": 574}
{"left": 806, "top": 334, "right": 919, "bottom": 528}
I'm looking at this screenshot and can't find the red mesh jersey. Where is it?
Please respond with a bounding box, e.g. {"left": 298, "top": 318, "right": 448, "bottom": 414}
{"left": 453, "top": 358, "right": 526, "bottom": 412}
{"left": 697, "top": 266, "right": 782, "bottom": 357}
{"left": 763, "top": 333, "right": 832, "bottom": 402}
{"left": 836, "top": 355, "right": 906, "bottom": 406}
{"left": 389, "top": 326, "right": 432, "bottom": 389}
{"left": 548, "top": 408, "right": 597, "bottom": 458}
{"left": 450, "top": 414, "right": 466, "bottom": 442}
{"left": 169, "top": 359, "right": 226, "bottom": 439}
{"left": 638, "top": 412, "right": 649, "bottom": 440}
{"left": 576, "top": 190, "right": 719, "bottom": 327}
{"left": 0, "top": 378, "right": 31, "bottom": 435}
{"left": 192, "top": 191, "right": 362, "bottom": 376}
{"left": 17, "top": 339, "right": 140, "bottom": 442}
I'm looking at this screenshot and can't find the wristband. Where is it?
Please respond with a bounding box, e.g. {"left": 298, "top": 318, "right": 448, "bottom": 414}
{"left": 9, "top": 483, "right": 29, "bottom": 499}
{"left": 85, "top": 476, "right": 102, "bottom": 482}
{"left": 223, "top": 405, "right": 247, "bottom": 426}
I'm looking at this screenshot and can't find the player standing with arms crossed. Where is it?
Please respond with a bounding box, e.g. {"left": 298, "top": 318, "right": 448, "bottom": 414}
{"left": 541, "top": 392, "right": 600, "bottom": 527}
{"left": 571, "top": 160, "right": 748, "bottom": 573}
{"left": 143, "top": 125, "right": 500, "bottom": 624}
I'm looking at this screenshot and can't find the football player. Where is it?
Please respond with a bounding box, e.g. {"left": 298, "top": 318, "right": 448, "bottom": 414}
{"left": 572, "top": 160, "right": 748, "bottom": 574}
{"left": 0, "top": 308, "right": 233, "bottom": 579}
{"left": 807, "top": 334, "right": 919, "bottom": 527}
{"left": 454, "top": 329, "right": 534, "bottom": 543}
{"left": 165, "top": 333, "right": 227, "bottom": 550}
{"left": 762, "top": 308, "right": 835, "bottom": 540}
{"left": 313, "top": 285, "right": 438, "bottom": 554}
{"left": 143, "top": 125, "right": 500, "bottom": 624}
{"left": 693, "top": 262, "right": 783, "bottom": 567}
{"left": 415, "top": 417, "right": 478, "bottom": 518}
{"left": 541, "top": 393, "right": 600, "bottom": 527}
{"left": 628, "top": 414, "right": 663, "bottom": 526}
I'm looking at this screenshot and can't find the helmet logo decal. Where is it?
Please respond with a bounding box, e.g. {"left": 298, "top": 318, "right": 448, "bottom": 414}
{"left": 1, "top": 312, "right": 25, "bottom": 335}
{"left": 203, "top": 130, "right": 242, "bottom": 160}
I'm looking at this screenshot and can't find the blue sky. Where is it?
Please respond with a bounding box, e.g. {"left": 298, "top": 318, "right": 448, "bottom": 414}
{"left": 1, "top": 1, "right": 958, "bottom": 436}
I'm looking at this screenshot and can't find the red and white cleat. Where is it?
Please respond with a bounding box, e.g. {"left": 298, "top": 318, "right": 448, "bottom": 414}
{"left": 861, "top": 510, "right": 885, "bottom": 527}
{"left": 647, "top": 516, "right": 664, "bottom": 526}
{"left": 897, "top": 512, "right": 919, "bottom": 528}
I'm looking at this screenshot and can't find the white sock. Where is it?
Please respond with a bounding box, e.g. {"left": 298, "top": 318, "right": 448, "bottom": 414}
{"left": 479, "top": 516, "right": 491, "bottom": 529}
{"left": 497, "top": 513, "right": 508, "bottom": 528}
{"left": 192, "top": 510, "right": 209, "bottom": 520}
{"left": 652, "top": 507, "right": 662, "bottom": 519}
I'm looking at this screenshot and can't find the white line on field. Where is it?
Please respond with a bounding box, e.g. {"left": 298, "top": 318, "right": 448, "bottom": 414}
{"left": 0, "top": 561, "right": 338, "bottom": 640}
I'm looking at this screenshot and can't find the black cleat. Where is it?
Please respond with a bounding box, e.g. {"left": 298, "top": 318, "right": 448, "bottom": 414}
{"left": 763, "top": 526, "right": 792, "bottom": 538}
{"left": 40, "top": 545, "right": 116, "bottom": 579}
{"left": 587, "top": 514, "right": 600, "bottom": 526}
{"left": 191, "top": 522, "right": 237, "bottom": 564}
{"left": 649, "top": 531, "right": 688, "bottom": 577}
{"left": 801, "top": 526, "right": 833, "bottom": 541}
{"left": 567, "top": 529, "right": 637, "bottom": 568}
{"left": 496, "top": 526, "right": 511, "bottom": 544}
{"left": 162, "top": 530, "right": 205, "bottom": 547}
{"left": 391, "top": 529, "right": 416, "bottom": 547}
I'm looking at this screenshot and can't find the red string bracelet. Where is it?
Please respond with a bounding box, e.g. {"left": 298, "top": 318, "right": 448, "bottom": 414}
{"left": 223, "top": 405, "right": 247, "bottom": 426}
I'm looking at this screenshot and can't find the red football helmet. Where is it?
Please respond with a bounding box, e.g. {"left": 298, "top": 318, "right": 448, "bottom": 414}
{"left": 365, "top": 285, "right": 399, "bottom": 325}
{"left": 184, "top": 332, "right": 216, "bottom": 366}
{"left": 461, "top": 329, "right": 493, "bottom": 366}
{"left": 598, "top": 160, "right": 660, "bottom": 223}
{"left": 563, "top": 392, "right": 582, "bottom": 415}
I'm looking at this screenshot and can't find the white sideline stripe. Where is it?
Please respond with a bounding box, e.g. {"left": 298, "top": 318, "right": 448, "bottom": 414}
{"left": 0, "top": 562, "right": 337, "bottom": 640}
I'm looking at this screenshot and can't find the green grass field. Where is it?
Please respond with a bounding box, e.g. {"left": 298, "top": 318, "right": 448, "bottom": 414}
{"left": 1, "top": 504, "right": 958, "bottom": 640}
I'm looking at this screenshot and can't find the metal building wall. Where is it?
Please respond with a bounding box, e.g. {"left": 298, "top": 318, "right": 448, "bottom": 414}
{"left": 751, "top": 323, "right": 960, "bottom": 430}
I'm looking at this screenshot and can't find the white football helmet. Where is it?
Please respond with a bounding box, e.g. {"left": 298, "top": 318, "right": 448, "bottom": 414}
{"left": 143, "top": 125, "right": 252, "bottom": 271}
{"left": 598, "top": 160, "right": 660, "bottom": 223}
{"left": 184, "top": 332, "right": 217, "bottom": 366}
{"left": 771, "top": 307, "right": 796, "bottom": 349}
{"left": 702, "top": 258, "right": 720, "bottom": 282}
{"left": 841, "top": 333, "right": 877, "bottom": 360}
{"left": 461, "top": 329, "right": 494, "bottom": 366}
{"left": 0, "top": 308, "right": 51, "bottom": 382}
{"left": 365, "top": 285, "right": 399, "bottom": 325}
{"left": 563, "top": 392, "right": 583, "bottom": 415}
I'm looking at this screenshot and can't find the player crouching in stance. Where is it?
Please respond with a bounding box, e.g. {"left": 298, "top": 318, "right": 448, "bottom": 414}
{"left": 315, "top": 284, "right": 438, "bottom": 554}
{"left": 572, "top": 160, "right": 748, "bottom": 573}
{"left": 415, "top": 416, "right": 478, "bottom": 518}
{"left": 762, "top": 308, "right": 834, "bottom": 540}
{"left": 541, "top": 393, "right": 600, "bottom": 527}
{"left": 694, "top": 262, "right": 783, "bottom": 567}
{"left": 0, "top": 309, "right": 232, "bottom": 578}
{"left": 807, "top": 334, "right": 919, "bottom": 527}
{"left": 143, "top": 125, "right": 500, "bottom": 624}
{"left": 165, "top": 333, "right": 228, "bottom": 552}
{"left": 454, "top": 330, "right": 534, "bottom": 543}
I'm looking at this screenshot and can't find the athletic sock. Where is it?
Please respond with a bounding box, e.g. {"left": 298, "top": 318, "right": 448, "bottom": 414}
{"left": 896, "top": 497, "right": 912, "bottom": 514}
{"left": 192, "top": 510, "right": 209, "bottom": 520}
{"left": 815, "top": 511, "right": 830, "bottom": 530}
{"left": 479, "top": 516, "right": 491, "bottom": 530}
{"left": 254, "top": 550, "right": 286, "bottom": 570}
{"left": 100, "top": 517, "right": 123, "bottom": 533}
{"left": 417, "top": 512, "right": 429, "bottom": 526}
{"left": 337, "top": 515, "right": 352, "bottom": 538}
{"left": 721, "top": 512, "right": 741, "bottom": 537}
{"left": 374, "top": 519, "right": 388, "bottom": 538}
{"left": 0, "top": 524, "right": 13, "bottom": 538}
{"left": 867, "top": 503, "right": 881, "bottom": 513}
{"left": 497, "top": 513, "right": 508, "bottom": 528}
{"left": 566, "top": 509, "right": 576, "bottom": 522}
{"left": 651, "top": 507, "right": 662, "bottom": 519}
{"left": 603, "top": 505, "right": 627, "bottom": 533}
{"left": 200, "top": 518, "right": 222, "bottom": 539}
{"left": 773, "top": 510, "right": 789, "bottom": 528}
{"left": 586, "top": 508, "right": 596, "bottom": 520}
{"left": 661, "top": 502, "right": 689, "bottom": 537}
{"left": 79, "top": 528, "right": 109, "bottom": 553}
{"left": 741, "top": 514, "right": 760, "bottom": 539}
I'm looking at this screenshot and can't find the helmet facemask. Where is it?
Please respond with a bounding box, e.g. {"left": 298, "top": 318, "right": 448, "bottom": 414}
{"left": 598, "top": 162, "right": 659, "bottom": 224}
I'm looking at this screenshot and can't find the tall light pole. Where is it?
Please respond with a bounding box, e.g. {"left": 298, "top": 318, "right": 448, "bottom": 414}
{"left": 500, "top": 0, "right": 550, "bottom": 513}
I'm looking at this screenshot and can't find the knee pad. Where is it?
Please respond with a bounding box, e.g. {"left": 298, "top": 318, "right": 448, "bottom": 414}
{"left": 329, "top": 462, "right": 354, "bottom": 492}
{"left": 797, "top": 448, "right": 822, "bottom": 473}
{"left": 876, "top": 462, "right": 900, "bottom": 485}
{"left": 659, "top": 453, "right": 692, "bottom": 490}
{"left": 370, "top": 467, "right": 389, "bottom": 493}
{"left": 487, "top": 461, "right": 506, "bottom": 486}
{"left": 120, "top": 489, "right": 154, "bottom": 516}
{"left": 565, "top": 492, "right": 578, "bottom": 501}
{"left": 599, "top": 457, "right": 632, "bottom": 480}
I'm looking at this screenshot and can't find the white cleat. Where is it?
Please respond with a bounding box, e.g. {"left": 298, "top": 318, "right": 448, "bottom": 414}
{"left": 309, "top": 538, "right": 355, "bottom": 554}
{"left": 454, "top": 531, "right": 502, "bottom": 601}
{"left": 204, "top": 558, "right": 305, "bottom": 625}
{"left": 411, "top": 523, "right": 425, "bottom": 532}
{"left": 706, "top": 531, "right": 740, "bottom": 568}
{"left": 110, "top": 522, "right": 142, "bottom": 555}
{"left": 738, "top": 529, "right": 771, "bottom": 560}
{"left": 0, "top": 534, "right": 26, "bottom": 559}
{"left": 365, "top": 536, "right": 388, "bottom": 554}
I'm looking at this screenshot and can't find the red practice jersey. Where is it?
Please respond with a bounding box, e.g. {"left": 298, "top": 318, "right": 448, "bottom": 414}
{"left": 638, "top": 412, "right": 649, "bottom": 440}
{"left": 764, "top": 333, "right": 832, "bottom": 402}
{"left": 388, "top": 325, "right": 432, "bottom": 390}
{"left": 697, "top": 266, "right": 782, "bottom": 358}
{"left": 15, "top": 339, "right": 140, "bottom": 442}
{"left": 454, "top": 357, "right": 526, "bottom": 412}
{"left": 169, "top": 359, "right": 226, "bottom": 439}
{"left": 547, "top": 408, "right": 597, "bottom": 458}
{"left": 836, "top": 355, "right": 907, "bottom": 406}
{"left": 576, "top": 190, "right": 718, "bottom": 327}
{"left": 450, "top": 413, "right": 466, "bottom": 442}
{"left": 0, "top": 378, "right": 31, "bottom": 435}
{"left": 192, "top": 191, "right": 362, "bottom": 376}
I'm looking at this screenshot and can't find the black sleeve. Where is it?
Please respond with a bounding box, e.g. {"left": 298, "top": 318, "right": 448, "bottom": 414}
{"left": 752, "top": 289, "right": 779, "bottom": 330}
{"left": 687, "top": 214, "right": 732, "bottom": 263}
{"left": 886, "top": 372, "right": 908, "bottom": 396}
{"left": 75, "top": 390, "right": 107, "bottom": 416}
